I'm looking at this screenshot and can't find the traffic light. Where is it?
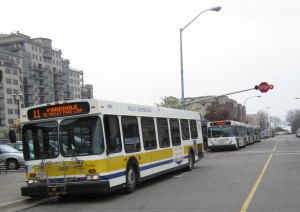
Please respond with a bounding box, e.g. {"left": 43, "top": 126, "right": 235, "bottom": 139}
{"left": 269, "top": 84, "right": 274, "bottom": 89}
{"left": 254, "top": 85, "right": 259, "bottom": 90}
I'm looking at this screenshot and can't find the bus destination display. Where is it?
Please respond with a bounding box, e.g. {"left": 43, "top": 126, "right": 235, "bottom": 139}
{"left": 210, "top": 121, "right": 231, "bottom": 126}
{"left": 27, "top": 102, "right": 90, "bottom": 120}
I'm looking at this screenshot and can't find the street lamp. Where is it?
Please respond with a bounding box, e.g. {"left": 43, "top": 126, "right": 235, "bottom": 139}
{"left": 180, "top": 6, "right": 221, "bottom": 109}
{"left": 12, "top": 93, "right": 23, "bottom": 140}
{"left": 243, "top": 95, "right": 261, "bottom": 123}
{"left": 243, "top": 95, "right": 261, "bottom": 107}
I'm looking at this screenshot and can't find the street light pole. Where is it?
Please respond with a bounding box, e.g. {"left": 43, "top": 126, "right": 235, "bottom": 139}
{"left": 180, "top": 6, "right": 221, "bottom": 109}
{"left": 12, "top": 93, "right": 23, "bottom": 140}
{"left": 243, "top": 95, "right": 261, "bottom": 123}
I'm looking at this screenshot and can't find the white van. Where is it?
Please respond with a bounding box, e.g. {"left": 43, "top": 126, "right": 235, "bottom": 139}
{"left": 296, "top": 129, "right": 300, "bottom": 138}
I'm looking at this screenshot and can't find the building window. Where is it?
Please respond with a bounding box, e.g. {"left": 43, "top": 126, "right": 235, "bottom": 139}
{"left": 5, "top": 68, "right": 11, "bottom": 74}
{"left": 7, "top": 98, "right": 13, "bottom": 104}
{"left": 12, "top": 69, "right": 18, "bottom": 75}
{"left": 13, "top": 79, "right": 18, "bottom": 85}
{"left": 6, "top": 88, "right": 12, "bottom": 94}
{"left": 6, "top": 78, "right": 12, "bottom": 84}
{"left": 8, "top": 109, "right": 13, "bottom": 114}
{"left": 8, "top": 119, "right": 14, "bottom": 125}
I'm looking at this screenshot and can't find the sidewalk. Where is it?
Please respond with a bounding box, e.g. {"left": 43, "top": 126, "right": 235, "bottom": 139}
{"left": 0, "top": 169, "right": 28, "bottom": 208}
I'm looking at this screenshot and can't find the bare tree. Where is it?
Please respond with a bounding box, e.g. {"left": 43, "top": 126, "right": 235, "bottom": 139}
{"left": 204, "top": 105, "right": 230, "bottom": 121}
{"left": 286, "top": 109, "right": 300, "bottom": 133}
{"left": 270, "top": 116, "right": 282, "bottom": 130}
{"left": 257, "top": 110, "right": 269, "bottom": 130}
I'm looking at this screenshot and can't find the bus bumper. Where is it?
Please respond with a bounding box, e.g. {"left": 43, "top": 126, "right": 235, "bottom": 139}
{"left": 21, "top": 181, "right": 111, "bottom": 197}
{"left": 208, "top": 144, "right": 236, "bottom": 150}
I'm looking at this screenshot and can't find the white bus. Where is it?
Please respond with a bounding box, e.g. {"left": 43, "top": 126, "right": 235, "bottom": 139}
{"left": 207, "top": 120, "right": 246, "bottom": 151}
{"left": 20, "top": 99, "right": 203, "bottom": 197}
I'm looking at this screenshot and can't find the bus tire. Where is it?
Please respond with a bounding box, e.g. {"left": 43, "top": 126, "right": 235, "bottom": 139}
{"left": 124, "top": 164, "right": 137, "bottom": 194}
{"left": 186, "top": 151, "right": 194, "bottom": 171}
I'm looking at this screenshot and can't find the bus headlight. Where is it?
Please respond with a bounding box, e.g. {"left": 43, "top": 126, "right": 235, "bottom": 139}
{"left": 86, "top": 174, "right": 100, "bottom": 181}
{"left": 27, "top": 178, "right": 40, "bottom": 184}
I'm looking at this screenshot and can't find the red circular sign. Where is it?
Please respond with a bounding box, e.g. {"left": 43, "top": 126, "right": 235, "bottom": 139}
{"left": 258, "top": 82, "right": 270, "bottom": 93}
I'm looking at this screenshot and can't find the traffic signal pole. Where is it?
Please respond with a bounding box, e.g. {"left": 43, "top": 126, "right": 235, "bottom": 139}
{"left": 185, "top": 87, "right": 256, "bottom": 106}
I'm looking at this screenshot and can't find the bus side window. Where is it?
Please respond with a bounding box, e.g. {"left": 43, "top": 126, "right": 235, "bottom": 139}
{"left": 157, "top": 118, "right": 170, "bottom": 148}
{"left": 104, "top": 115, "right": 122, "bottom": 153}
{"left": 170, "top": 119, "right": 181, "bottom": 146}
{"left": 190, "top": 120, "right": 198, "bottom": 139}
{"left": 180, "top": 119, "right": 190, "bottom": 140}
{"left": 121, "top": 116, "right": 141, "bottom": 153}
{"left": 141, "top": 117, "right": 157, "bottom": 150}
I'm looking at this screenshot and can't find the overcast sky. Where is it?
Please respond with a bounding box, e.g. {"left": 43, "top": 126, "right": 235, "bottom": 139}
{"left": 2, "top": 0, "right": 300, "bottom": 122}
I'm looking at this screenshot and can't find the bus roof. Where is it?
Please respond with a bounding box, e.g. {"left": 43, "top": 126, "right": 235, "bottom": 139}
{"left": 20, "top": 99, "right": 201, "bottom": 123}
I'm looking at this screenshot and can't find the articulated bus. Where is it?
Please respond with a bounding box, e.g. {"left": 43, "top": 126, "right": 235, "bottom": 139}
{"left": 20, "top": 99, "right": 203, "bottom": 197}
{"left": 207, "top": 120, "right": 247, "bottom": 151}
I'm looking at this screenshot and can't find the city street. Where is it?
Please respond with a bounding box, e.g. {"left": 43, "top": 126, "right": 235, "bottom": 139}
{"left": 1, "top": 134, "right": 300, "bottom": 212}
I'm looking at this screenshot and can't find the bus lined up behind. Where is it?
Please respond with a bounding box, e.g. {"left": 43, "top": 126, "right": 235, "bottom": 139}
{"left": 207, "top": 120, "right": 261, "bottom": 151}
{"left": 20, "top": 99, "right": 204, "bottom": 197}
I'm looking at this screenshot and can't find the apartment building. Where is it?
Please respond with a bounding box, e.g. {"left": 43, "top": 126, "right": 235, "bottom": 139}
{"left": 0, "top": 32, "right": 93, "bottom": 127}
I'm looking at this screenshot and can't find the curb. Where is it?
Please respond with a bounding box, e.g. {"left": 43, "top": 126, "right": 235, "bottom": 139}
{"left": 0, "top": 197, "right": 57, "bottom": 212}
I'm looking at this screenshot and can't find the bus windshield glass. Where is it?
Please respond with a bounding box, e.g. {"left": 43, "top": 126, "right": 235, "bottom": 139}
{"left": 23, "top": 121, "right": 59, "bottom": 160}
{"left": 208, "top": 126, "right": 235, "bottom": 138}
{"left": 60, "top": 116, "right": 104, "bottom": 157}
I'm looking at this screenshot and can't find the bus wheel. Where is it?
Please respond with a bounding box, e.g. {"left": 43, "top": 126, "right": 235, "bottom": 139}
{"left": 186, "top": 152, "right": 194, "bottom": 171}
{"left": 124, "top": 165, "right": 137, "bottom": 194}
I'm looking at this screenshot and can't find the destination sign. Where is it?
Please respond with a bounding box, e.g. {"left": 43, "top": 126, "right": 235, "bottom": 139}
{"left": 27, "top": 102, "right": 90, "bottom": 120}
{"left": 210, "top": 121, "right": 231, "bottom": 126}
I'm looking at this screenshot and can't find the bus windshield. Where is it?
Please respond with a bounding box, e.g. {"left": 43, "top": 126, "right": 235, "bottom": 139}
{"left": 208, "top": 126, "right": 235, "bottom": 138}
{"left": 60, "top": 116, "right": 104, "bottom": 157}
{"left": 23, "top": 121, "right": 59, "bottom": 160}
{"left": 22, "top": 116, "right": 104, "bottom": 160}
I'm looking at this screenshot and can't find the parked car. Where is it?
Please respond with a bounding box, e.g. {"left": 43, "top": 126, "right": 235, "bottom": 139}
{"left": 5, "top": 142, "right": 23, "bottom": 151}
{"left": 265, "top": 130, "right": 274, "bottom": 137}
{"left": 0, "top": 145, "right": 25, "bottom": 170}
{"left": 0, "top": 139, "right": 10, "bottom": 145}
{"left": 261, "top": 132, "right": 268, "bottom": 139}
{"left": 296, "top": 129, "right": 300, "bottom": 138}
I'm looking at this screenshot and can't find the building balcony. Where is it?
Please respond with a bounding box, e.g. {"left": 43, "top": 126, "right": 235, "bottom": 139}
{"left": 54, "top": 78, "right": 63, "bottom": 84}
{"left": 54, "top": 86, "right": 63, "bottom": 91}
{"left": 23, "top": 79, "right": 34, "bottom": 86}
{"left": 43, "top": 48, "right": 52, "bottom": 59}
{"left": 32, "top": 66, "right": 43, "bottom": 72}
{"left": 38, "top": 92, "right": 48, "bottom": 96}
{"left": 3, "top": 60, "right": 18, "bottom": 69}
{"left": 0, "top": 92, "right": 4, "bottom": 98}
{"left": 53, "top": 70, "right": 63, "bottom": 76}
{"left": 0, "top": 103, "right": 4, "bottom": 108}
{"left": 33, "top": 74, "right": 45, "bottom": 80}
{"left": 0, "top": 113, "right": 5, "bottom": 119}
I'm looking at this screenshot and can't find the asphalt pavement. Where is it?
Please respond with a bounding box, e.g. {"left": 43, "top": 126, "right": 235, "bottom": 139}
{"left": 0, "top": 168, "right": 54, "bottom": 212}
{"left": 0, "top": 168, "right": 29, "bottom": 210}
